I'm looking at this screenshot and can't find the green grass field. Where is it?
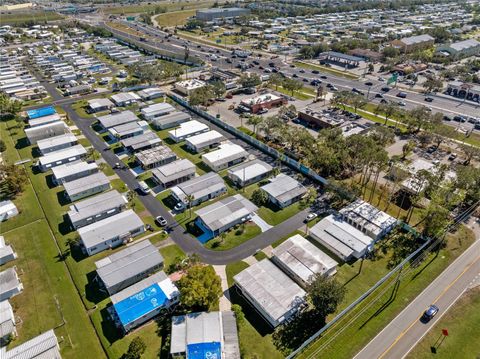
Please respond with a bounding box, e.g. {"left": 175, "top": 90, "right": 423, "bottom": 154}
{"left": 104, "top": 0, "right": 215, "bottom": 15}
{"left": 406, "top": 286, "right": 480, "bottom": 359}
{"left": 0, "top": 11, "right": 63, "bottom": 25}
{"left": 154, "top": 9, "right": 196, "bottom": 27}
{"left": 205, "top": 222, "right": 262, "bottom": 251}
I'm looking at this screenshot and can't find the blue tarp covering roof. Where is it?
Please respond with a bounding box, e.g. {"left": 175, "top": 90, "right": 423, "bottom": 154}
{"left": 187, "top": 342, "right": 222, "bottom": 359}
{"left": 113, "top": 283, "right": 168, "bottom": 326}
{"left": 26, "top": 106, "right": 56, "bottom": 119}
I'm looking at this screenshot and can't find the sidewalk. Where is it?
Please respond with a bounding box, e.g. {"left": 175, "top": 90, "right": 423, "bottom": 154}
{"left": 213, "top": 265, "right": 231, "bottom": 311}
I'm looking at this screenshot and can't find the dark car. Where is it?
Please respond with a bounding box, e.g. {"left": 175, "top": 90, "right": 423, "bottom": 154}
{"left": 352, "top": 88, "right": 364, "bottom": 96}
{"left": 299, "top": 69, "right": 305, "bottom": 73}
{"left": 365, "top": 81, "right": 373, "bottom": 86}
{"left": 375, "top": 93, "right": 384, "bottom": 99}
{"left": 320, "top": 75, "right": 327, "bottom": 79}
{"left": 312, "top": 70, "right": 320, "bottom": 74}
{"left": 426, "top": 145, "right": 437, "bottom": 154}
{"left": 421, "top": 305, "right": 439, "bottom": 322}
{"left": 397, "top": 91, "right": 407, "bottom": 98}
{"left": 292, "top": 73, "right": 298, "bottom": 78}
{"left": 380, "top": 98, "right": 388, "bottom": 104}
{"left": 290, "top": 64, "right": 295, "bottom": 68}
{"left": 268, "top": 62, "right": 275, "bottom": 67}
{"left": 253, "top": 60, "right": 260, "bottom": 65}
{"left": 302, "top": 78, "right": 309, "bottom": 82}
{"left": 381, "top": 86, "right": 390, "bottom": 92}
{"left": 425, "top": 96, "right": 434, "bottom": 102}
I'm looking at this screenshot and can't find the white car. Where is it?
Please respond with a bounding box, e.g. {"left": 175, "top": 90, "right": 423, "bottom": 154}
{"left": 305, "top": 213, "right": 318, "bottom": 222}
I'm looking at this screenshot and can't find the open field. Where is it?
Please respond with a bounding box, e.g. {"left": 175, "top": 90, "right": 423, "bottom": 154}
{"left": 0, "top": 11, "right": 63, "bottom": 25}
{"left": 154, "top": 9, "right": 196, "bottom": 27}
{"left": 103, "top": 0, "right": 217, "bottom": 15}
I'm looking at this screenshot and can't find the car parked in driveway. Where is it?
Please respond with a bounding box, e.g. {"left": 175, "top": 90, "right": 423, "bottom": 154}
{"left": 305, "top": 213, "right": 318, "bottom": 222}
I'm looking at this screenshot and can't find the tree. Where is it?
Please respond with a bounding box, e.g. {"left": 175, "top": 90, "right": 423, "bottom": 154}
{"left": 422, "top": 75, "right": 443, "bottom": 93}
{"left": 189, "top": 86, "right": 214, "bottom": 107}
{"left": 186, "top": 194, "right": 194, "bottom": 218}
{"left": 370, "top": 126, "right": 395, "bottom": 147}
{"left": 368, "top": 63, "right": 374, "bottom": 73}
{"left": 382, "top": 46, "right": 400, "bottom": 58}
{"left": 402, "top": 140, "right": 416, "bottom": 159}
{"left": 123, "top": 337, "right": 146, "bottom": 359}
{"left": 431, "top": 125, "right": 455, "bottom": 148}
{"left": 251, "top": 189, "right": 269, "bottom": 207}
{"left": 126, "top": 190, "right": 137, "bottom": 210}
{"left": 0, "top": 139, "right": 6, "bottom": 153}
{"left": 301, "top": 187, "right": 318, "bottom": 207}
{"left": 177, "top": 265, "right": 222, "bottom": 310}
{"left": 0, "top": 164, "right": 27, "bottom": 198}
{"left": 349, "top": 93, "right": 367, "bottom": 113}
{"left": 238, "top": 73, "right": 261, "bottom": 88}
{"left": 86, "top": 147, "right": 99, "bottom": 162}
{"left": 246, "top": 115, "right": 263, "bottom": 134}
{"left": 268, "top": 73, "right": 284, "bottom": 91}
{"left": 282, "top": 77, "right": 303, "bottom": 96}
{"left": 210, "top": 80, "right": 226, "bottom": 99}
{"left": 374, "top": 102, "right": 398, "bottom": 125}
{"left": 306, "top": 274, "right": 346, "bottom": 320}
{"left": 406, "top": 106, "right": 433, "bottom": 133}
{"left": 459, "top": 144, "right": 480, "bottom": 165}
{"left": 0, "top": 93, "right": 22, "bottom": 119}
{"left": 299, "top": 45, "right": 315, "bottom": 59}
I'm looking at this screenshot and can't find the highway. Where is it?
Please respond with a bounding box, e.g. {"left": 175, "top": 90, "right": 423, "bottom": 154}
{"left": 354, "top": 236, "right": 480, "bottom": 359}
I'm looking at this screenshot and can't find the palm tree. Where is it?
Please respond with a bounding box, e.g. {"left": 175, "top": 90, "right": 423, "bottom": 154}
{"left": 186, "top": 194, "right": 194, "bottom": 218}
{"left": 246, "top": 115, "right": 263, "bottom": 135}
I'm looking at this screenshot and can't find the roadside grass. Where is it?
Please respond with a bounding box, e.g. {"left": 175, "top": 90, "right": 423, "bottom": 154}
{"left": 294, "top": 61, "right": 360, "bottom": 80}
{"left": 0, "top": 11, "right": 63, "bottom": 25}
{"left": 406, "top": 286, "right": 480, "bottom": 359}
{"left": 204, "top": 222, "right": 262, "bottom": 251}
{"left": 340, "top": 104, "right": 409, "bottom": 132}
{"left": 253, "top": 250, "right": 268, "bottom": 261}
{"left": 257, "top": 201, "right": 304, "bottom": 226}
{"left": 159, "top": 244, "right": 186, "bottom": 269}
{"left": 71, "top": 100, "right": 95, "bottom": 119}
{"left": 297, "top": 225, "right": 475, "bottom": 359}
{"left": 154, "top": 9, "right": 196, "bottom": 27}
{"left": 225, "top": 261, "right": 284, "bottom": 359}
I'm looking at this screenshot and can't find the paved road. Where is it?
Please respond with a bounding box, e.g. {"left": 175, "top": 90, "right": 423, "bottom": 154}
{"left": 354, "top": 237, "right": 480, "bottom": 359}
{"left": 62, "top": 102, "right": 309, "bottom": 264}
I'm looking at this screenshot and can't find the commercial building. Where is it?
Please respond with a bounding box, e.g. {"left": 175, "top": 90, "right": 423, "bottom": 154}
{"left": 170, "top": 311, "right": 240, "bottom": 359}
{"left": 51, "top": 161, "right": 98, "bottom": 185}
{"left": 1, "top": 329, "right": 61, "bottom": 359}
{"left": 168, "top": 120, "right": 210, "bottom": 143}
{"left": 174, "top": 79, "right": 206, "bottom": 96}
{"left": 36, "top": 133, "right": 78, "bottom": 155}
{"left": 134, "top": 145, "right": 177, "bottom": 170}
{"left": 195, "top": 194, "right": 257, "bottom": 237}
{"left": 445, "top": 80, "right": 480, "bottom": 102}
{"left": 196, "top": 7, "right": 250, "bottom": 21}
{"left": 110, "top": 271, "right": 179, "bottom": 333}
{"left": 78, "top": 209, "right": 145, "bottom": 256}
{"left": 233, "top": 259, "right": 306, "bottom": 327}
{"left": 0, "top": 268, "right": 23, "bottom": 301}
{"left": 63, "top": 171, "right": 110, "bottom": 202}
{"left": 151, "top": 159, "right": 196, "bottom": 189}
{"left": 95, "top": 240, "right": 164, "bottom": 295}
{"left": 239, "top": 93, "right": 286, "bottom": 114}
{"left": 25, "top": 121, "right": 70, "bottom": 144}
{"left": 151, "top": 111, "right": 191, "bottom": 130}
{"left": 140, "top": 102, "right": 175, "bottom": 121}
{"left": 309, "top": 214, "right": 374, "bottom": 261}
{"left": 87, "top": 98, "right": 114, "bottom": 113}
{"left": 111, "top": 92, "right": 140, "bottom": 107}
{"left": 272, "top": 234, "right": 338, "bottom": 287}
{"left": 436, "top": 39, "right": 480, "bottom": 59}
{"left": 260, "top": 174, "right": 307, "bottom": 208}
{"left": 171, "top": 172, "right": 227, "bottom": 207}
{"left": 227, "top": 159, "right": 273, "bottom": 187}
{"left": 120, "top": 131, "right": 162, "bottom": 152}
{"left": 97, "top": 110, "right": 138, "bottom": 130}
{"left": 0, "top": 300, "right": 16, "bottom": 343}
{"left": 0, "top": 201, "right": 18, "bottom": 221}
{"left": 391, "top": 34, "right": 435, "bottom": 53}
{"left": 0, "top": 235, "right": 17, "bottom": 266}
{"left": 298, "top": 108, "right": 345, "bottom": 129}
{"left": 37, "top": 145, "right": 87, "bottom": 172}
{"left": 339, "top": 199, "right": 398, "bottom": 240}
{"left": 67, "top": 190, "right": 127, "bottom": 229}
{"left": 185, "top": 130, "right": 225, "bottom": 153}
{"left": 201, "top": 143, "right": 248, "bottom": 172}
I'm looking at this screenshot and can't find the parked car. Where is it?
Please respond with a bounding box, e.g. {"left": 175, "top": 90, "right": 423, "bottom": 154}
{"left": 305, "top": 213, "right": 318, "bottom": 222}
{"left": 421, "top": 305, "right": 439, "bottom": 322}
{"left": 257, "top": 108, "right": 269, "bottom": 114}
{"left": 397, "top": 101, "right": 406, "bottom": 106}
{"left": 174, "top": 202, "right": 185, "bottom": 212}
{"left": 155, "top": 216, "right": 168, "bottom": 226}
{"left": 320, "top": 75, "right": 327, "bottom": 79}
{"left": 138, "top": 181, "right": 150, "bottom": 194}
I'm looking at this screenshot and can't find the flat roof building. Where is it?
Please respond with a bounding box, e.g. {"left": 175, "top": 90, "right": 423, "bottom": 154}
{"left": 51, "top": 161, "right": 98, "bottom": 185}
{"left": 140, "top": 102, "right": 175, "bottom": 121}
{"left": 174, "top": 79, "right": 206, "bottom": 96}
{"left": 436, "top": 39, "right": 480, "bottom": 59}
{"left": 110, "top": 271, "right": 179, "bottom": 333}
{"left": 239, "top": 93, "right": 286, "bottom": 114}
{"left": 36, "top": 133, "right": 78, "bottom": 155}
{"left": 227, "top": 159, "right": 273, "bottom": 187}
{"left": 97, "top": 110, "right": 138, "bottom": 129}
{"left": 63, "top": 171, "right": 110, "bottom": 202}
{"left": 309, "top": 214, "right": 374, "bottom": 261}
{"left": 95, "top": 240, "right": 164, "bottom": 295}
{"left": 391, "top": 34, "right": 435, "bottom": 53}
{"left": 233, "top": 259, "right": 306, "bottom": 327}
{"left": 134, "top": 146, "right": 176, "bottom": 170}
{"left": 195, "top": 194, "right": 257, "bottom": 237}
{"left": 168, "top": 120, "right": 210, "bottom": 143}
{"left": 0, "top": 235, "right": 17, "bottom": 266}
{"left": 171, "top": 172, "right": 227, "bottom": 207}
{"left": 170, "top": 311, "right": 240, "bottom": 359}
{"left": 78, "top": 209, "right": 145, "bottom": 256}
{"left": 272, "top": 234, "right": 338, "bottom": 287}
{"left": 339, "top": 199, "right": 398, "bottom": 240}
{"left": 121, "top": 131, "right": 162, "bottom": 152}
{"left": 68, "top": 190, "right": 127, "bottom": 229}
{"left": 0, "top": 268, "right": 23, "bottom": 301}
{"left": 260, "top": 174, "right": 307, "bottom": 208}
{"left": 201, "top": 142, "right": 248, "bottom": 172}
{"left": 38, "top": 145, "right": 87, "bottom": 172}
{"left": 151, "top": 159, "right": 196, "bottom": 189}
{"left": 25, "top": 121, "right": 70, "bottom": 145}
{"left": 1, "top": 329, "right": 61, "bottom": 359}
{"left": 151, "top": 111, "right": 191, "bottom": 130}
{"left": 185, "top": 130, "right": 225, "bottom": 153}
{"left": 196, "top": 7, "right": 250, "bottom": 21}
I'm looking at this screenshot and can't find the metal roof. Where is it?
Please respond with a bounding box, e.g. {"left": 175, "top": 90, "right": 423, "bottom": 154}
{"left": 38, "top": 145, "right": 86, "bottom": 167}
{"left": 0, "top": 300, "right": 15, "bottom": 338}
{"left": 135, "top": 146, "right": 176, "bottom": 166}
{"left": 400, "top": 34, "right": 434, "bottom": 45}
{"left": 152, "top": 111, "right": 191, "bottom": 128}
{"left": 24, "top": 121, "right": 68, "bottom": 137}
{"left": 201, "top": 142, "right": 248, "bottom": 167}
{"left": 260, "top": 174, "right": 307, "bottom": 204}
{"left": 51, "top": 161, "right": 98, "bottom": 181}
{"left": 0, "top": 268, "right": 21, "bottom": 301}
{"left": 63, "top": 171, "right": 110, "bottom": 198}
{"left": 151, "top": 159, "right": 196, "bottom": 184}
{"left": 140, "top": 102, "right": 175, "bottom": 116}
{"left": 95, "top": 240, "right": 163, "bottom": 291}
{"left": 36, "top": 133, "right": 77, "bottom": 152}
{"left": 67, "top": 190, "right": 127, "bottom": 224}
{"left": 171, "top": 172, "right": 226, "bottom": 202}
{"left": 120, "top": 131, "right": 161, "bottom": 151}
{"left": 78, "top": 209, "right": 144, "bottom": 250}
{"left": 227, "top": 159, "right": 273, "bottom": 182}
{"left": 97, "top": 110, "right": 138, "bottom": 129}
{"left": 168, "top": 120, "right": 209, "bottom": 139}
{"left": 195, "top": 194, "right": 257, "bottom": 232}
{"left": 87, "top": 98, "right": 113, "bottom": 109}
{"left": 185, "top": 130, "right": 225, "bottom": 147}
{"left": 233, "top": 259, "right": 306, "bottom": 323}
{"left": 4, "top": 329, "right": 60, "bottom": 359}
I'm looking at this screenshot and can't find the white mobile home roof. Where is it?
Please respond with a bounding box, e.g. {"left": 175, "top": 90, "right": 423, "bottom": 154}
{"left": 120, "top": 131, "right": 161, "bottom": 151}
{"left": 261, "top": 174, "right": 307, "bottom": 204}
{"left": 140, "top": 102, "right": 175, "bottom": 117}
{"left": 234, "top": 259, "right": 306, "bottom": 324}
{"left": 78, "top": 209, "right": 144, "bottom": 251}
{"left": 95, "top": 240, "right": 164, "bottom": 291}
{"left": 36, "top": 133, "right": 77, "bottom": 153}
{"left": 0, "top": 299, "right": 15, "bottom": 339}
{"left": 28, "top": 113, "right": 61, "bottom": 127}
{"left": 38, "top": 144, "right": 86, "bottom": 167}
{"left": 171, "top": 172, "right": 225, "bottom": 202}
{"left": 51, "top": 161, "right": 98, "bottom": 181}
{"left": 97, "top": 110, "right": 138, "bottom": 129}
{"left": 228, "top": 159, "right": 273, "bottom": 182}
{"left": 168, "top": 120, "right": 209, "bottom": 139}
{"left": 185, "top": 130, "right": 225, "bottom": 148}
{"left": 24, "top": 120, "right": 69, "bottom": 143}
{"left": 67, "top": 190, "right": 126, "bottom": 225}
{"left": 88, "top": 98, "right": 113, "bottom": 110}
{"left": 202, "top": 142, "right": 248, "bottom": 167}
{"left": 272, "top": 234, "right": 338, "bottom": 283}
{"left": 152, "top": 111, "right": 191, "bottom": 129}
{"left": 63, "top": 171, "right": 110, "bottom": 198}
{"left": 151, "top": 159, "right": 196, "bottom": 183}
{"left": 3, "top": 329, "right": 60, "bottom": 359}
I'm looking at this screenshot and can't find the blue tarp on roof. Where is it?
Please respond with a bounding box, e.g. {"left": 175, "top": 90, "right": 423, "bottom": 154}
{"left": 26, "top": 106, "right": 56, "bottom": 119}
{"left": 187, "top": 342, "right": 222, "bottom": 359}
{"left": 113, "top": 283, "right": 168, "bottom": 326}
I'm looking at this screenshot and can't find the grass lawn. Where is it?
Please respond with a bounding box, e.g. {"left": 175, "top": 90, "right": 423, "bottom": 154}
{"left": 204, "top": 222, "right": 262, "bottom": 251}
{"left": 297, "top": 225, "right": 476, "bottom": 359}
{"left": 253, "top": 250, "right": 268, "bottom": 260}
{"left": 294, "top": 61, "right": 360, "bottom": 80}
{"left": 154, "top": 9, "right": 196, "bottom": 27}
{"left": 159, "top": 244, "right": 186, "bottom": 270}
{"left": 406, "top": 286, "right": 480, "bottom": 359}
{"left": 257, "top": 201, "right": 304, "bottom": 226}
{"left": 71, "top": 100, "right": 95, "bottom": 119}
{"left": 104, "top": 0, "right": 215, "bottom": 14}
{"left": 0, "top": 11, "right": 63, "bottom": 25}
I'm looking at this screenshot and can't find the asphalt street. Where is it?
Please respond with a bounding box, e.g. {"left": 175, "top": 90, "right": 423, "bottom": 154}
{"left": 354, "top": 237, "right": 480, "bottom": 359}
